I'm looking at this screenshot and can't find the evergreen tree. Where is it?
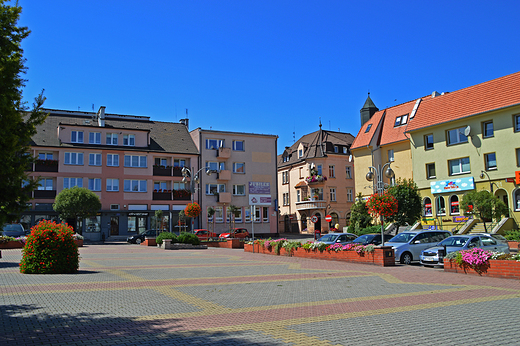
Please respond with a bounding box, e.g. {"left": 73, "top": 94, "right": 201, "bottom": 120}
{"left": 0, "top": 1, "right": 47, "bottom": 225}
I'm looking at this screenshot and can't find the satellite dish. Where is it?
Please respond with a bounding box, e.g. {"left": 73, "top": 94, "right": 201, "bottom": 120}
{"left": 462, "top": 125, "right": 471, "bottom": 137}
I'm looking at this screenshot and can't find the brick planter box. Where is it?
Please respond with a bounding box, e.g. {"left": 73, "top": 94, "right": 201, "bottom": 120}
{"left": 141, "top": 238, "right": 157, "bottom": 246}
{"left": 444, "top": 259, "right": 520, "bottom": 279}
{"left": 507, "top": 241, "right": 519, "bottom": 251}
{"left": 0, "top": 241, "right": 24, "bottom": 249}
{"left": 244, "top": 244, "right": 395, "bottom": 266}
{"left": 206, "top": 239, "right": 244, "bottom": 249}
{"left": 74, "top": 239, "right": 83, "bottom": 247}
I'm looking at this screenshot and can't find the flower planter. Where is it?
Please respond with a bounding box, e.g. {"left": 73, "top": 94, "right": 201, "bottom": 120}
{"left": 204, "top": 239, "right": 244, "bottom": 249}
{"left": 444, "top": 259, "right": 520, "bottom": 279}
{"left": 0, "top": 241, "right": 24, "bottom": 249}
{"left": 507, "top": 241, "right": 519, "bottom": 251}
{"left": 74, "top": 239, "right": 83, "bottom": 247}
{"left": 244, "top": 244, "right": 395, "bottom": 266}
{"left": 141, "top": 238, "right": 157, "bottom": 246}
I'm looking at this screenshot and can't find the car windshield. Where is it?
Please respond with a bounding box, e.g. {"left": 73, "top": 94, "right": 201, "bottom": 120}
{"left": 2, "top": 224, "right": 23, "bottom": 232}
{"left": 438, "top": 237, "right": 468, "bottom": 247}
{"left": 353, "top": 235, "right": 371, "bottom": 243}
{"left": 388, "top": 233, "right": 416, "bottom": 243}
{"left": 318, "top": 234, "right": 337, "bottom": 242}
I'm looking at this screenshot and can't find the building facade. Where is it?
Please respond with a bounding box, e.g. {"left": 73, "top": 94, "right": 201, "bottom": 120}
{"left": 189, "top": 129, "right": 278, "bottom": 237}
{"left": 24, "top": 107, "right": 199, "bottom": 240}
{"left": 277, "top": 125, "right": 355, "bottom": 234}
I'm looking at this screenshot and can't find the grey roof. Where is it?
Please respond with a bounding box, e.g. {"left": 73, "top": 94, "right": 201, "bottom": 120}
{"left": 277, "top": 127, "right": 354, "bottom": 169}
{"left": 31, "top": 109, "right": 199, "bottom": 155}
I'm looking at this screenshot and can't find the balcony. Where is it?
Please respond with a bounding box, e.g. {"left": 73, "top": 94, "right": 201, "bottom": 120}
{"left": 216, "top": 147, "right": 231, "bottom": 159}
{"left": 296, "top": 200, "right": 327, "bottom": 211}
{"left": 216, "top": 170, "right": 231, "bottom": 181}
{"left": 173, "top": 189, "right": 191, "bottom": 201}
{"left": 172, "top": 166, "right": 183, "bottom": 177}
{"left": 34, "top": 160, "right": 59, "bottom": 172}
{"left": 34, "top": 190, "right": 57, "bottom": 199}
{"left": 217, "top": 192, "right": 231, "bottom": 203}
{"left": 153, "top": 191, "right": 172, "bottom": 200}
{"left": 153, "top": 166, "right": 172, "bottom": 176}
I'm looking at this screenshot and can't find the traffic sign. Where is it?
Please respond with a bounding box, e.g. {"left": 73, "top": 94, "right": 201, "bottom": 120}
{"left": 289, "top": 215, "right": 294, "bottom": 220}
{"left": 325, "top": 215, "right": 332, "bottom": 222}
{"left": 311, "top": 215, "right": 318, "bottom": 223}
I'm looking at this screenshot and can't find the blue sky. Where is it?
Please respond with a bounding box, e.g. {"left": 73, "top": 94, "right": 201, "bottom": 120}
{"left": 18, "top": 0, "right": 520, "bottom": 154}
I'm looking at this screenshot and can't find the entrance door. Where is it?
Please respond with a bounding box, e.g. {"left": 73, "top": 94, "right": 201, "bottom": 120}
{"left": 110, "top": 217, "right": 119, "bottom": 235}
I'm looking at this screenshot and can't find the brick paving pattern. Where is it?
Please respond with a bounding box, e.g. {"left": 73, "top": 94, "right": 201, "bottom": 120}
{"left": 1, "top": 243, "right": 519, "bottom": 345}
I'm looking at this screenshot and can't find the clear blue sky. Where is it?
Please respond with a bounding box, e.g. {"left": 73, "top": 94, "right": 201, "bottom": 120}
{"left": 18, "top": 0, "right": 520, "bottom": 154}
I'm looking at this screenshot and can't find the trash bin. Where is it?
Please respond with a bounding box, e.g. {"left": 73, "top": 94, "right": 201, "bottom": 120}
{"left": 314, "top": 229, "right": 321, "bottom": 241}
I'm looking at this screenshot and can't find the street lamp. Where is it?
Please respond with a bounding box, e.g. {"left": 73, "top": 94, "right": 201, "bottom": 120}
{"left": 181, "top": 167, "right": 214, "bottom": 232}
{"left": 366, "top": 162, "right": 395, "bottom": 246}
{"left": 479, "top": 170, "right": 498, "bottom": 194}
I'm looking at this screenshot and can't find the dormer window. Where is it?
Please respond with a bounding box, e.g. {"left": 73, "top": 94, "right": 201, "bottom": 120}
{"left": 298, "top": 149, "right": 303, "bottom": 158}
{"left": 394, "top": 114, "right": 409, "bottom": 127}
{"left": 71, "top": 131, "right": 84, "bottom": 143}
{"left": 123, "top": 134, "right": 135, "bottom": 146}
{"left": 365, "top": 124, "right": 372, "bottom": 133}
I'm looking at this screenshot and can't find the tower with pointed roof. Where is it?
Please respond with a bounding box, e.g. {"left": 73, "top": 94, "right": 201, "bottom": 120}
{"left": 360, "top": 94, "right": 379, "bottom": 126}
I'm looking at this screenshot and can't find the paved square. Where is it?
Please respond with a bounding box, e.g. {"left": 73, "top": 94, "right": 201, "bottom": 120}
{"left": 1, "top": 243, "right": 519, "bottom": 345}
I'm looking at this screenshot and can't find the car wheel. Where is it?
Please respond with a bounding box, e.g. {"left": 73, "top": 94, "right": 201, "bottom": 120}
{"left": 136, "top": 238, "right": 142, "bottom": 244}
{"left": 400, "top": 252, "right": 412, "bottom": 265}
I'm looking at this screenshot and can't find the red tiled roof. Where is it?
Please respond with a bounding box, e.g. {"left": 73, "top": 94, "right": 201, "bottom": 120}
{"left": 294, "top": 181, "right": 307, "bottom": 188}
{"left": 407, "top": 71, "right": 520, "bottom": 132}
{"left": 379, "top": 99, "right": 420, "bottom": 147}
{"left": 351, "top": 109, "right": 385, "bottom": 150}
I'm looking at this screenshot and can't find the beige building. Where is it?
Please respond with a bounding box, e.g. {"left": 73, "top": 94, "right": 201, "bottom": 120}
{"left": 190, "top": 129, "right": 278, "bottom": 236}
{"left": 277, "top": 125, "right": 355, "bottom": 234}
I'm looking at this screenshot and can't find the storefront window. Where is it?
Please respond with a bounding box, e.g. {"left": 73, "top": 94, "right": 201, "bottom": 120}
{"left": 450, "top": 195, "right": 460, "bottom": 215}
{"left": 85, "top": 216, "right": 101, "bottom": 232}
{"left": 423, "top": 198, "right": 432, "bottom": 216}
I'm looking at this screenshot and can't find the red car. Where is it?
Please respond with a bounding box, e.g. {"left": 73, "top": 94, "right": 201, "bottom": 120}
{"left": 219, "top": 228, "right": 250, "bottom": 239}
{"left": 194, "top": 229, "right": 217, "bottom": 240}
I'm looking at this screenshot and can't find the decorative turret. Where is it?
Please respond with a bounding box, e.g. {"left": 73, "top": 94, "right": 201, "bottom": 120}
{"left": 360, "top": 93, "right": 378, "bottom": 126}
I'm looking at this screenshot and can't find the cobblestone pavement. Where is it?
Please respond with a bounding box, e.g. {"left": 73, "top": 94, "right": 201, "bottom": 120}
{"left": 1, "top": 243, "right": 520, "bottom": 346}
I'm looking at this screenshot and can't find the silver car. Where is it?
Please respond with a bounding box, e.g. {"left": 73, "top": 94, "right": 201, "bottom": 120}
{"left": 387, "top": 230, "right": 452, "bottom": 265}
{"left": 420, "top": 234, "right": 510, "bottom": 267}
{"left": 316, "top": 233, "right": 357, "bottom": 245}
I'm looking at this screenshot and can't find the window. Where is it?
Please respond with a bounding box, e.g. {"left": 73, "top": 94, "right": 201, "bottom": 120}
{"left": 312, "top": 188, "right": 323, "bottom": 200}
{"left": 89, "top": 132, "right": 101, "bottom": 144}
{"left": 107, "top": 154, "right": 119, "bottom": 166}
{"left": 423, "top": 197, "right": 432, "bottom": 216}
{"left": 155, "top": 158, "right": 168, "bottom": 166}
{"left": 282, "top": 171, "right": 289, "bottom": 184}
{"left": 233, "top": 184, "right": 245, "bottom": 195}
{"left": 517, "top": 148, "right": 520, "bottom": 167}
{"left": 206, "top": 139, "right": 224, "bottom": 149}
{"left": 484, "top": 153, "right": 497, "bottom": 170}
{"left": 233, "top": 162, "right": 245, "bottom": 173}
{"left": 283, "top": 193, "right": 290, "bottom": 206}
{"left": 482, "top": 121, "right": 494, "bottom": 138}
{"left": 233, "top": 140, "right": 244, "bottom": 151}
{"left": 124, "top": 155, "right": 147, "bottom": 168}
{"left": 425, "top": 134, "right": 434, "bottom": 150}
{"left": 317, "top": 164, "right": 322, "bottom": 175}
{"left": 365, "top": 124, "right": 372, "bottom": 133}
{"left": 205, "top": 184, "right": 226, "bottom": 195}
{"left": 330, "top": 188, "right": 336, "bottom": 202}
{"left": 515, "top": 189, "right": 520, "bottom": 211}
{"left": 343, "top": 147, "right": 348, "bottom": 154}
{"left": 71, "top": 130, "right": 84, "bottom": 143}
{"left": 173, "top": 182, "right": 187, "bottom": 190}
{"left": 173, "top": 159, "right": 185, "bottom": 167}
{"left": 89, "top": 153, "right": 102, "bottom": 166}
{"left": 214, "top": 206, "right": 223, "bottom": 223}
{"left": 436, "top": 196, "right": 446, "bottom": 216}
{"left": 233, "top": 208, "right": 243, "bottom": 223}
{"left": 254, "top": 207, "right": 261, "bottom": 222}
{"left": 124, "top": 179, "right": 147, "bottom": 192}
{"left": 297, "top": 190, "right": 301, "bottom": 202}
{"left": 426, "top": 163, "right": 436, "bottom": 179}
{"left": 298, "top": 149, "right": 303, "bottom": 158}
{"left": 345, "top": 166, "right": 352, "bottom": 179}
{"left": 334, "top": 146, "right": 338, "bottom": 153}
{"left": 245, "top": 208, "right": 251, "bottom": 223}
{"left": 447, "top": 127, "right": 468, "bottom": 145}
{"left": 515, "top": 114, "right": 520, "bottom": 132}
{"left": 449, "top": 157, "right": 470, "bottom": 175}
{"left": 123, "top": 134, "right": 135, "bottom": 146}
{"left": 63, "top": 178, "right": 82, "bottom": 189}
{"left": 394, "top": 114, "right": 408, "bottom": 127}
{"left": 388, "top": 149, "right": 394, "bottom": 162}
{"left": 154, "top": 182, "right": 168, "bottom": 191}
{"left": 450, "top": 195, "right": 459, "bottom": 215}
{"left": 206, "top": 161, "right": 225, "bottom": 171}
{"left": 347, "top": 189, "right": 353, "bottom": 202}
{"left": 263, "top": 207, "right": 269, "bottom": 222}
{"left": 64, "top": 152, "right": 84, "bottom": 165}
{"left": 299, "top": 167, "right": 303, "bottom": 179}
{"left": 106, "top": 179, "right": 119, "bottom": 191}
{"left": 283, "top": 155, "right": 289, "bottom": 163}
{"left": 394, "top": 116, "right": 402, "bottom": 127}
{"left": 38, "top": 178, "right": 53, "bottom": 190}
{"left": 38, "top": 152, "right": 53, "bottom": 160}
{"left": 329, "top": 165, "right": 335, "bottom": 178}
{"left": 106, "top": 133, "right": 118, "bottom": 145}
{"left": 88, "top": 178, "right": 101, "bottom": 191}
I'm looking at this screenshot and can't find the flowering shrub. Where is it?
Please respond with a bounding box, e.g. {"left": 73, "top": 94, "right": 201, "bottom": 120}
{"left": 326, "top": 243, "right": 375, "bottom": 254}
{"left": 305, "top": 175, "right": 327, "bottom": 183}
{"left": 19, "top": 220, "right": 79, "bottom": 274}
{"left": 366, "top": 192, "right": 398, "bottom": 218}
{"left": 329, "top": 227, "right": 338, "bottom": 233}
{"left": 184, "top": 202, "right": 201, "bottom": 218}
{"left": 0, "top": 236, "right": 21, "bottom": 244}
{"left": 263, "top": 238, "right": 288, "bottom": 254}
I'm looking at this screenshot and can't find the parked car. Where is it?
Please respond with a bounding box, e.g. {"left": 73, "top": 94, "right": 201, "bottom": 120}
{"left": 474, "top": 233, "right": 508, "bottom": 244}
{"left": 1, "top": 224, "right": 27, "bottom": 237}
{"left": 316, "top": 232, "right": 358, "bottom": 245}
{"left": 349, "top": 233, "right": 394, "bottom": 246}
{"left": 127, "top": 229, "right": 160, "bottom": 244}
{"left": 219, "top": 228, "right": 250, "bottom": 239}
{"left": 194, "top": 229, "right": 217, "bottom": 240}
{"left": 386, "top": 230, "right": 452, "bottom": 265}
{"left": 420, "top": 234, "right": 510, "bottom": 267}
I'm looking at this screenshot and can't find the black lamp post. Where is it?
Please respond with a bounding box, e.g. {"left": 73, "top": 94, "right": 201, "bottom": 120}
{"left": 181, "top": 167, "right": 214, "bottom": 232}
{"left": 366, "top": 162, "right": 395, "bottom": 246}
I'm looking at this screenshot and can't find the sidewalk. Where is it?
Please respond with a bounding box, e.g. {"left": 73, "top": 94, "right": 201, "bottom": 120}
{"left": 1, "top": 244, "right": 519, "bottom": 345}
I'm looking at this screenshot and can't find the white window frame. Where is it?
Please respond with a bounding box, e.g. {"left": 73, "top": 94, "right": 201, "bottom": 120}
{"left": 124, "top": 179, "right": 147, "bottom": 192}
{"left": 485, "top": 152, "right": 497, "bottom": 170}
{"left": 233, "top": 162, "right": 245, "bottom": 174}
{"left": 449, "top": 157, "right": 471, "bottom": 176}
{"left": 297, "top": 190, "right": 301, "bottom": 202}
{"left": 124, "top": 155, "right": 147, "bottom": 168}
{"left": 206, "top": 139, "right": 224, "bottom": 149}
{"left": 38, "top": 152, "right": 53, "bottom": 160}
{"left": 345, "top": 166, "right": 352, "bottom": 179}
{"left": 347, "top": 188, "right": 353, "bottom": 202}
{"left": 173, "top": 159, "right": 185, "bottom": 167}
{"left": 206, "top": 161, "right": 225, "bottom": 171}
{"left": 89, "top": 132, "right": 101, "bottom": 144}
{"left": 88, "top": 178, "right": 101, "bottom": 191}
{"left": 107, "top": 154, "right": 119, "bottom": 167}
{"left": 89, "top": 153, "right": 102, "bottom": 166}
{"left": 38, "top": 178, "right": 54, "bottom": 190}
{"left": 330, "top": 188, "right": 336, "bottom": 202}
{"left": 106, "top": 178, "right": 119, "bottom": 191}
{"left": 64, "top": 152, "right": 84, "bottom": 165}
{"left": 63, "top": 177, "right": 83, "bottom": 189}
{"left": 447, "top": 127, "right": 469, "bottom": 145}
{"left": 206, "top": 184, "right": 226, "bottom": 195}
{"left": 106, "top": 133, "right": 118, "bottom": 145}
{"left": 214, "top": 206, "right": 223, "bottom": 223}
{"left": 263, "top": 207, "right": 269, "bottom": 222}
{"left": 329, "top": 165, "right": 335, "bottom": 178}
{"left": 233, "top": 184, "right": 245, "bottom": 196}
{"left": 123, "top": 134, "right": 135, "bottom": 146}
{"left": 71, "top": 130, "right": 84, "bottom": 143}
{"left": 254, "top": 207, "right": 261, "bottom": 223}
{"left": 232, "top": 140, "right": 244, "bottom": 151}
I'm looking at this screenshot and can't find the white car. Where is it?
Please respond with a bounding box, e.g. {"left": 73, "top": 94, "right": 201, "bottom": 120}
{"left": 386, "top": 230, "right": 452, "bottom": 265}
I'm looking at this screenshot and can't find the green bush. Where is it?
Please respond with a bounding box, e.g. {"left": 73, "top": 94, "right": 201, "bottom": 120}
{"left": 504, "top": 229, "right": 520, "bottom": 241}
{"left": 356, "top": 225, "right": 384, "bottom": 236}
{"left": 177, "top": 232, "right": 200, "bottom": 245}
{"left": 156, "top": 232, "right": 177, "bottom": 245}
{"left": 20, "top": 220, "right": 79, "bottom": 274}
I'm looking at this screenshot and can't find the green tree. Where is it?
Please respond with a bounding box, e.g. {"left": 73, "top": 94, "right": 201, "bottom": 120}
{"left": 53, "top": 187, "right": 102, "bottom": 234}
{"left": 349, "top": 193, "right": 373, "bottom": 233}
{"left": 207, "top": 207, "right": 215, "bottom": 233}
{"left": 386, "top": 178, "right": 422, "bottom": 227}
{"left": 0, "top": 1, "right": 47, "bottom": 225}
{"left": 228, "top": 205, "right": 239, "bottom": 232}
{"left": 460, "top": 189, "right": 508, "bottom": 232}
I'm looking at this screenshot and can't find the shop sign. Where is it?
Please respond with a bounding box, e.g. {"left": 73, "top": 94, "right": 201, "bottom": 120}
{"left": 249, "top": 182, "right": 270, "bottom": 194}
{"left": 249, "top": 194, "right": 271, "bottom": 206}
{"left": 516, "top": 171, "right": 520, "bottom": 184}
{"left": 430, "top": 177, "right": 474, "bottom": 194}
{"left": 128, "top": 212, "right": 148, "bottom": 216}
{"left": 453, "top": 216, "right": 469, "bottom": 223}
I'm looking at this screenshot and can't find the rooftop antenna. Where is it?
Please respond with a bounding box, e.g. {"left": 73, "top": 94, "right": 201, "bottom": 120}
{"left": 92, "top": 104, "right": 94, "bottom": 112}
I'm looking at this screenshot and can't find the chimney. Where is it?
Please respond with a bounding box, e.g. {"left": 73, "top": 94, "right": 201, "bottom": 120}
{"left": 431, "top": 91, "right": 440, "bottom": 98}
{"left": 97, "top": 106, "right": 106, "bottom": 127}
{"left": 180, "top": 118, "right": 189, "bottom": 129}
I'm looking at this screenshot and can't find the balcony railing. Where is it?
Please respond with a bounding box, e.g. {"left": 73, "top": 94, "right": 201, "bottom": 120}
{"left": 216, "top": 170, "right": 231, "bottom": 180}
{"left": 216, "top": 147, "right": 231, "bottom": 159}
{"left": 172, "top": 166, "right": 183, "bottom": 177}
{"left": 217, "top": 192, "right": 231, "bottom": 203}
{"left": 295, "top": 200, "right": 327, "bottom": 211}
{"left": 153, "top": 166, "right": 172, "bottom": 176}
{"left": 153, "top": 191, "right": 172, "bottom": 200}
{"left": 34, "top": 190, "right": 57, "bottom": 199}
{"left": 34, "top": 160, "right": 59, "bottom": 172}
{"left": 173, "top": 189, "right": 191, "bottom": 200}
